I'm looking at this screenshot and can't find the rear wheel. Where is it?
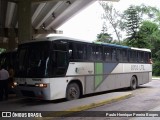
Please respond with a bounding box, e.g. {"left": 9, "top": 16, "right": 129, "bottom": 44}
{"left": 66, "top": 83, "right": 80, "bottom": 101}
{"left": 130, "top": 76, "right": 137, "bottom": 90}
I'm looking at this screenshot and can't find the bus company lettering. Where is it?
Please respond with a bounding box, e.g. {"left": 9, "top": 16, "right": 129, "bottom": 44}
{"left": 131, "top": 65, "right": 145, "bottom": 71}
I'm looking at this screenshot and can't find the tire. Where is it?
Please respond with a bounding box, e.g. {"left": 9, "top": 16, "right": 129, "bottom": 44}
{"left": 130, "top": 76, "right": 137, "bottom": 90}
{"left": 66, "top": 83, "right": 80, "bottom": 101}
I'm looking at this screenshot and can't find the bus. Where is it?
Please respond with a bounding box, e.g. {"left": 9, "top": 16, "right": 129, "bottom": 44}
{"left": 14, "top": 36, "right": 152, "bottom": 100}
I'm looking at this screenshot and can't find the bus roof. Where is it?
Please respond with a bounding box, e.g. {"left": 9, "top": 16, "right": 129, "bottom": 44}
{"left": 20, "top": 36, "right": 151, "bottom": 52}
{"left": 131, "top": 47, "right": 151, "bottom": 52}
{"left": 101, "top": 42, "right": 130, "bottom": 49}
{"left": 94, "top": 42, "right": 151, "bottom": 52}
{"left": 20, "top": 36, "right": 92, "bottom": 45}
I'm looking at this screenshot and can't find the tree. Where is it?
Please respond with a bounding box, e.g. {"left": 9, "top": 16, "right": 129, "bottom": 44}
{"left": 99, "top": 2, "right": 122, "bottom": 43}
{"left": 121, "top": 5, "right": 160, "bottom": 47}
{"left": 121, "top": 4, "right": 159, "bottom": 30}
{"left": 134, "top": 4, "right": 159, "bottom": 21}
{"left": 138, "top": 21, "right": 159, "bottom": 48}
{"left": 135, "top": 21, "right": 160, "bottom": 76}
{"left": 125, "top": 21, "right": 159, "bottom": 48}
{"left": 96, "top": 33, "right": 112, "bottom": 43}
{"left": 120, "top": 5, "right": 160, "bottom": 76}
{"left": 124, "top": 6, "right": 140, "bottom": 44}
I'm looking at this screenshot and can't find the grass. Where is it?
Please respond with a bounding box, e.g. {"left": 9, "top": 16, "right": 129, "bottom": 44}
{"left": 152, "top": 76, "right": 160, "bottom": 78}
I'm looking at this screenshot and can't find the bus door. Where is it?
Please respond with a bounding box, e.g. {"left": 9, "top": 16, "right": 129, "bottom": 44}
{"left": 51, "top": 41, "right": 69, "bottom": 77}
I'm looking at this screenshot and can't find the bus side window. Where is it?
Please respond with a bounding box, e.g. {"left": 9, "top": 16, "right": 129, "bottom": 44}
{"left": 87, "top": 45, "right": 93, "bottom": 60}
{"left": 112, "top": 48, "right": 117, "bottom": 62}
{"left": 91, "top": 46, "right": 96, "bottom": 60}
{"left": 69, "top": 50, "right": 72, "bottom": 59}
{"left": 144, "top": 52, "right": 149, "bottom": 63}
{"left": 96, "top": 46, "right": 102, "bottom": 61}
{"left": 56, "top": 51, "right": 68, "bottom": 67}
{"left": 138, "top": 52, "right": 144, "bottom": 63}
{"left": 116, "top": 49, "right": 122, "bottom": 62}
{"left": 122, "top": 49, "right": 128, "bottom": 62}
{"left": 142, "top": 52, "right": 145, "bottom": 63}
{"left": 68, "top": 43, "right": 74, "bottom": 60}
{"left": 104, "top": 46, "right": 111, "bottom": 62}
{"left": 75, "top": 44, "right": 86, "bottom": 60}
{"left": 129, "top": 50, "right": 137, "bottom": 63}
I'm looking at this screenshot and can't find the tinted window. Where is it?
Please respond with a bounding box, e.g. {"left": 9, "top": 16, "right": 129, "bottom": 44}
{"left": 129, "top": 50, "right": 137, "bottom": 62}
{"left": 104, "top": 46, "right": 112, "bottom": 62}
{"left": 144, "top": 52, "right": 150, "bottom": 63}
{"left": 75, "top": 44, "right": 86, "bottom": 60}
{"left": 122, "top": 49, "right": 128, "bottom": 62}
{"left": 87, "top": 45, "right": 93, "bottom": 60}
{"left": 116, "top": 49, "right": 122, "bottom": 62}
{"left": 138, "top": 52, "right": 144, "bottom": 63}
{"left": 17, "top": 42, "right": 50, "bottom": 78}
{"left": 95, "top": 46, "right": 102, "bottom": 61}
{"left": 112, "top": 48, "right": 117, "bottom": 62}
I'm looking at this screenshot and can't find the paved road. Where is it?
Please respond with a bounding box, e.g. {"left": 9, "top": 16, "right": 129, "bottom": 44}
{"left": 57, "top": 79, "right": 160, "bottom": 120}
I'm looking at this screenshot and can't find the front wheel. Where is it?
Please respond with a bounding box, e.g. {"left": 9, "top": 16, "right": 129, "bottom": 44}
{"left": 130, "top": 76, "right": 137, "bottom": 90}
{"left": 66, "top": 83, "right": 80, "bottom": 101}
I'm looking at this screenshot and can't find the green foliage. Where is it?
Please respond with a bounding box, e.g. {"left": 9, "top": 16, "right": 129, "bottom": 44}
{"left": 153, "top": 61, "right": 160, "bottom": 76}
{"left": 136, "top": 21, "right": 159, "bottom": 48}
{"left": 96, "top": 33, "right": 112, "bottom": 43}
{"left": 96, "top": 32, "right": 122, "bottom": 45}
{"left": 124, "top": 6, "right": 140, "bottom": 42}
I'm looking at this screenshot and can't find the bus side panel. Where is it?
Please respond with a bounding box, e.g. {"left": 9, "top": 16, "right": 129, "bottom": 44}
{"left": 85, "top": 76, "right": 94, "bottom": 94}
{"left": 49, "top": 78, "right": 68, "bottom": 100}
{"left": 93, "top": 63, "right": 152, "bottom": 93}
{"left": 111, "top": 63, "right": 152, "bottom": 86}
{"left": 137, "top": 72, "right": 151, "bottom": 85}
{"left": 94, "top": 74, "right": 131, "bottom": 92}
{"left": 66, "top": 62, "right": 94, "bottom": 76}
{"left": 149, "top": 72, "right": 152, "bottom": 82}
{"left": 50, "top": 76, "right": 85, "bottom": 100}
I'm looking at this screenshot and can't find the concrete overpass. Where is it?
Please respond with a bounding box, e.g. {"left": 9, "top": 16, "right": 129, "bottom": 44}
{"left": 0, "top": 0, "right": 119, "bottom": 50}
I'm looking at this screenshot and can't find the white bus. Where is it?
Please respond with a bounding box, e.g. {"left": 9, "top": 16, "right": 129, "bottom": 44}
{"left": 14, "top": 36, "right": 152, "bottom": 100}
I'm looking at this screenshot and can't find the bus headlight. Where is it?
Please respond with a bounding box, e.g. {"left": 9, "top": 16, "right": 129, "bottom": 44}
{"left": 35, "top": 83, "right": 47, "bottom": 88}
{"left": 13, "top": 81, "right": 18, "bottom": 87}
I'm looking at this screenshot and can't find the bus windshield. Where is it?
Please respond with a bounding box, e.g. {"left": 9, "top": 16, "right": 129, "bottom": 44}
{"left": 17, "top": 42, "right": 50, "bottom": 78}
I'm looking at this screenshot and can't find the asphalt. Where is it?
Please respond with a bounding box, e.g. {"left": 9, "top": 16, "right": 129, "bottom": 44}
{"left": 130, "top": 78, "right": 160, "bottom": 120}
{"left": 129, "top": 106, "right": 160, "bottom": 120}
{"left": 130, "top": 106, "right": 160, "bottom": 120}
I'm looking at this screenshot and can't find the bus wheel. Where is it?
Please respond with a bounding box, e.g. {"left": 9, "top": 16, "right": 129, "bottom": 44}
{"left": 130, "top": 76, "right": 137, "bottom": 90}
{"left": 66, "top": 83, "right": 80, "bottom": 101}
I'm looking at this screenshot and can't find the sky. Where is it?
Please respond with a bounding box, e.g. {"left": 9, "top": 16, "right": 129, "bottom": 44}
{"left": 48, "top": 0, "right": 160, "bottom": 42}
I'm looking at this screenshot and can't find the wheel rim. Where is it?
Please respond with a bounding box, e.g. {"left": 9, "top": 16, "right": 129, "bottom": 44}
{"left": 132, "top": 79, "right": 136, "bottom": 89}
{"left": 69, "top": 87, "right": 78, "bottom": 99}
{"left": 131, "top": 77, "right": 137, "bottom": 89}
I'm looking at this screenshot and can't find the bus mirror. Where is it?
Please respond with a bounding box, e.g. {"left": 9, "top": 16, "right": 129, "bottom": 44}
{"left": 149, "top": 59, "right": 153, "bottom": 64}
{"left": 69, "top": 50, "right": 72, "bottom": 58}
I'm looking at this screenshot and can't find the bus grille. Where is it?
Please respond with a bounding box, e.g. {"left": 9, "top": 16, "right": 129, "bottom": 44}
{"left": 21, "top": 90, "right": 35, "bottom": 97}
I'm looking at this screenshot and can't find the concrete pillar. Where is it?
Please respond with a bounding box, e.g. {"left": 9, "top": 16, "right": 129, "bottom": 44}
{"left": 8, "top": 28, "right": 17, "bottom": 50}
{"left": 18, "top": 0, "right": 32, "bottom": 43}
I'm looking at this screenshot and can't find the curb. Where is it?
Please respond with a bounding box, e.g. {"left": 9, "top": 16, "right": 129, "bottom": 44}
{"left": 37, "top": 92, "right": 132, "bottom": 120}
